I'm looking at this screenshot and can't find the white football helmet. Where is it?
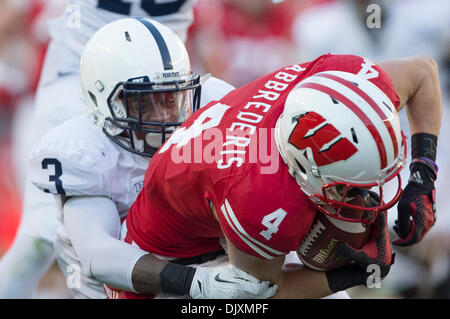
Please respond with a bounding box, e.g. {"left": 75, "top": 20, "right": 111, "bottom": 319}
{"left": 80, "top": 18, "right": 201, "bottom": 157}
{"left": 275, "top": 71, "right": 406, "bottom": 224}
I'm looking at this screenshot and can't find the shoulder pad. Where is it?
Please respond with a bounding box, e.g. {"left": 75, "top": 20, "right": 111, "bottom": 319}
{"left": 29, "top": 115, "right": 120, "bottom": 196}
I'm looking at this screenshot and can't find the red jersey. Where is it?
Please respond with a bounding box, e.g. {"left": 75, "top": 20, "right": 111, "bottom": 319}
{"left": 125, "top": 54, "right": 400, "bottom": 260}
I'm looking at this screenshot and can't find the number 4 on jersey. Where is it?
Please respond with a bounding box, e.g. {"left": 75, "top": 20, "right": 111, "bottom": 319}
{"left": 158, "top": 102, "right": 230, "bottom": 153}
{"left": 260, "top": 209, "right": 287, "bottom": 240}
{"left": 357, "top": 58, "right": 379, "bottom": 80}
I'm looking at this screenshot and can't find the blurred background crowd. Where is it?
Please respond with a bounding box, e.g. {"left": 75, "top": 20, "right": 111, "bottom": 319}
{"left": 0, "top": 0, "right": 449, "bottom": 299}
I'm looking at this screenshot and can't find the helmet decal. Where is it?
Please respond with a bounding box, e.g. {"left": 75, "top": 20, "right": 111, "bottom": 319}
{"left": 297, "top": 81, "right": 388, "bottom": 169}
{"left": 288, "top": 112, "right": 358, "bottom": 167}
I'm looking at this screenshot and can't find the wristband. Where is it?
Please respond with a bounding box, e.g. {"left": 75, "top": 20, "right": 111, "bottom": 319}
{"left": 159, "top": 263, "right": 196, "bottom": 295}
{"left": 325, "top": 264, "right": 366, "bottom": 292}
{"left": 410, "top": 157, "right": 438, "bottom": 182}
{"left": 411, "top": 133, "right": 437, "bottom": 161}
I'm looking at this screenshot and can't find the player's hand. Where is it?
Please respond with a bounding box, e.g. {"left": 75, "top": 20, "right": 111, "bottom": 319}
{"left": 325, "top": 208, "right": 394, "bottom": 292}
{"left": 189, "top": 264, "right": 278, "bottom": 299}
{"left": 394, "top": 160, "right": 437, "bottom": 246}
{"left": 337, "top": 209, "right": 394, "bottom": 279}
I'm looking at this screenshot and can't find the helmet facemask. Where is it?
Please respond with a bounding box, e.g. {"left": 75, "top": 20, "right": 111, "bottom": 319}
{"left": 103, "top": 73, "right": 201, "bottom": 157}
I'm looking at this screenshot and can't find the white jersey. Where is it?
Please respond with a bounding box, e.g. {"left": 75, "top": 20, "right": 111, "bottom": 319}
{"left": 30, "top": 115, "right": 147, "bottom": 213}
{"left": 46, "top": 0, "right": 196, "bottom": 75}
{"left": 29, "top": 76, "right": 234, "bottom": 298}
{"left": 29, "top": 115, "right": 149, "bottom": 298}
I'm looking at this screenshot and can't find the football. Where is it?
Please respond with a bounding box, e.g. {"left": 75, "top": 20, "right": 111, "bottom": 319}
{"left": 297, "top": 194, "right": 373, "bottom": 271}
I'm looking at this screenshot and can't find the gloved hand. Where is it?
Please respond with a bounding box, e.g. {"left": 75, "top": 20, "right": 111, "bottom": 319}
{"left": 326, "top": 211, "right": 395, "bottom": 292}
{"left": 190, "top": 264, "right": 278, "bottom": 299}
{"left": 326, "top": 208, "right": 394, "bottom": 293}
{"left": 337, "top": 209, "right": 394, "bottom": 279}
{"left": 394, "top": 159, "right": 437, "bottom": 246}
{"left": 326, "top": 190, "right": 395, "bottom": 292}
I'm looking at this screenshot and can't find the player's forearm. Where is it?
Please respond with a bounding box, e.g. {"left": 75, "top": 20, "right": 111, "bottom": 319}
{"left": 94, "top": 243, "right": 195, "bottom": 296}
{"left": 273, "top": 267, "right": 332, "bottom": 299}
{"left": 225, "top": 239, "right": 328, "bottom": 298}
{"left": 130, "top": 254, "right": 169, "bottom": 294}
{"left": 64, "top": 196, "right": 148, "bottom": 292}
{"left": 67, "top": 204, "right": 186, "bottom": 295}
{"left": 89, "top": 238, "right": 147, "bottom": 291}
{"left": 380, "top": 56, "right": 442, "bottom": 136}
{"left": 274, "top": 263, "right": 382, "bottom": 298}
{"left": 404, "top": 57, "right": 441, "bottom": 136}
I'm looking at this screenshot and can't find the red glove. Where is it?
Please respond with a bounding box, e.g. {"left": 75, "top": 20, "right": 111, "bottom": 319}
{"left": 393, "top": 159, "right": 437, "bottom": 246}
{"left": 325, "top": 204, "right": 394, "bottom": 293}
{"left": 337, "top": 208, "right": 394, "bottom": 279}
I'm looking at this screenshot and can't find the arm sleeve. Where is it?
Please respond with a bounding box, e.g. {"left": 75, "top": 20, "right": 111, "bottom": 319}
{"left": 63, "top": 196, "right": 147, "bottom": 292}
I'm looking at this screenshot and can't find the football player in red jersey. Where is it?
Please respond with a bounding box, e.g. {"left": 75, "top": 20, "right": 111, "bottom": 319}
{"left": 102, "top": 53, "right": 441, "bottom": 299}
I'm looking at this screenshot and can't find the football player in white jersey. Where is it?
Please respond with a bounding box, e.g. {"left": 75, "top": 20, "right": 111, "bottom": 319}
{"left": 28, "top": 18, "right": 275, "bottom": 299}
{"left": 0, "top": 0, "right": 202, "bottom": 298}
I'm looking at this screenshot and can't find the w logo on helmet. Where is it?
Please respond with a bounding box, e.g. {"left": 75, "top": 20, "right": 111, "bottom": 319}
{"left": 289, "top": 112, "right": 358, "bottom": 167}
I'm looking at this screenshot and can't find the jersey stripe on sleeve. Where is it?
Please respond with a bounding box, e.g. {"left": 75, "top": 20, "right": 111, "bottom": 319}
{"left": 220, "top": 199, "right": 284, "bottom": 260}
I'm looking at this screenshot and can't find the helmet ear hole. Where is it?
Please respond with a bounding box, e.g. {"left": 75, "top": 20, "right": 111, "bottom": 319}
{"left": 295, "top": 158, "right": 306, "bottom": 174}
{"left": 351, "top": 127, "right": 358, "bottom": 143}
{"left": 88, "top": 91, "right": 98, "bottom": 107}
{"left": 125, "top": 31, "right": 132, "bottom": 42}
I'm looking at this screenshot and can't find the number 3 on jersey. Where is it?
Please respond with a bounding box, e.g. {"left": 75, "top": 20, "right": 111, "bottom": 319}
{"left": 42, "top": 158, "right": 66, "bottom": 195}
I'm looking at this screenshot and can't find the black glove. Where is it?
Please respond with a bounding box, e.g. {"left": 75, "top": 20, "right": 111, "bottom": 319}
{"left": 326, "top": 198, "right": 395, "bottom": 293}
{"left": 394, "top": 133, "right": 438, "bottom": 246}
{"left": 337, "top": 209, "right": 394, "bottom": 277}
{"left": 394, "top": 159, "right": 437, "bottom": 246}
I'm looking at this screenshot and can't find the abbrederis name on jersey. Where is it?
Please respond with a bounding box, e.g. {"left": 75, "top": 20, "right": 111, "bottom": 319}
{"left": 125, "top": 54, "right": 401, "bottom": 262}
{"left": 159, "top": 64, "right": 306, "bottom": 173}
{"left": 215, "top": 64, "right": 306, "bottom": 170}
